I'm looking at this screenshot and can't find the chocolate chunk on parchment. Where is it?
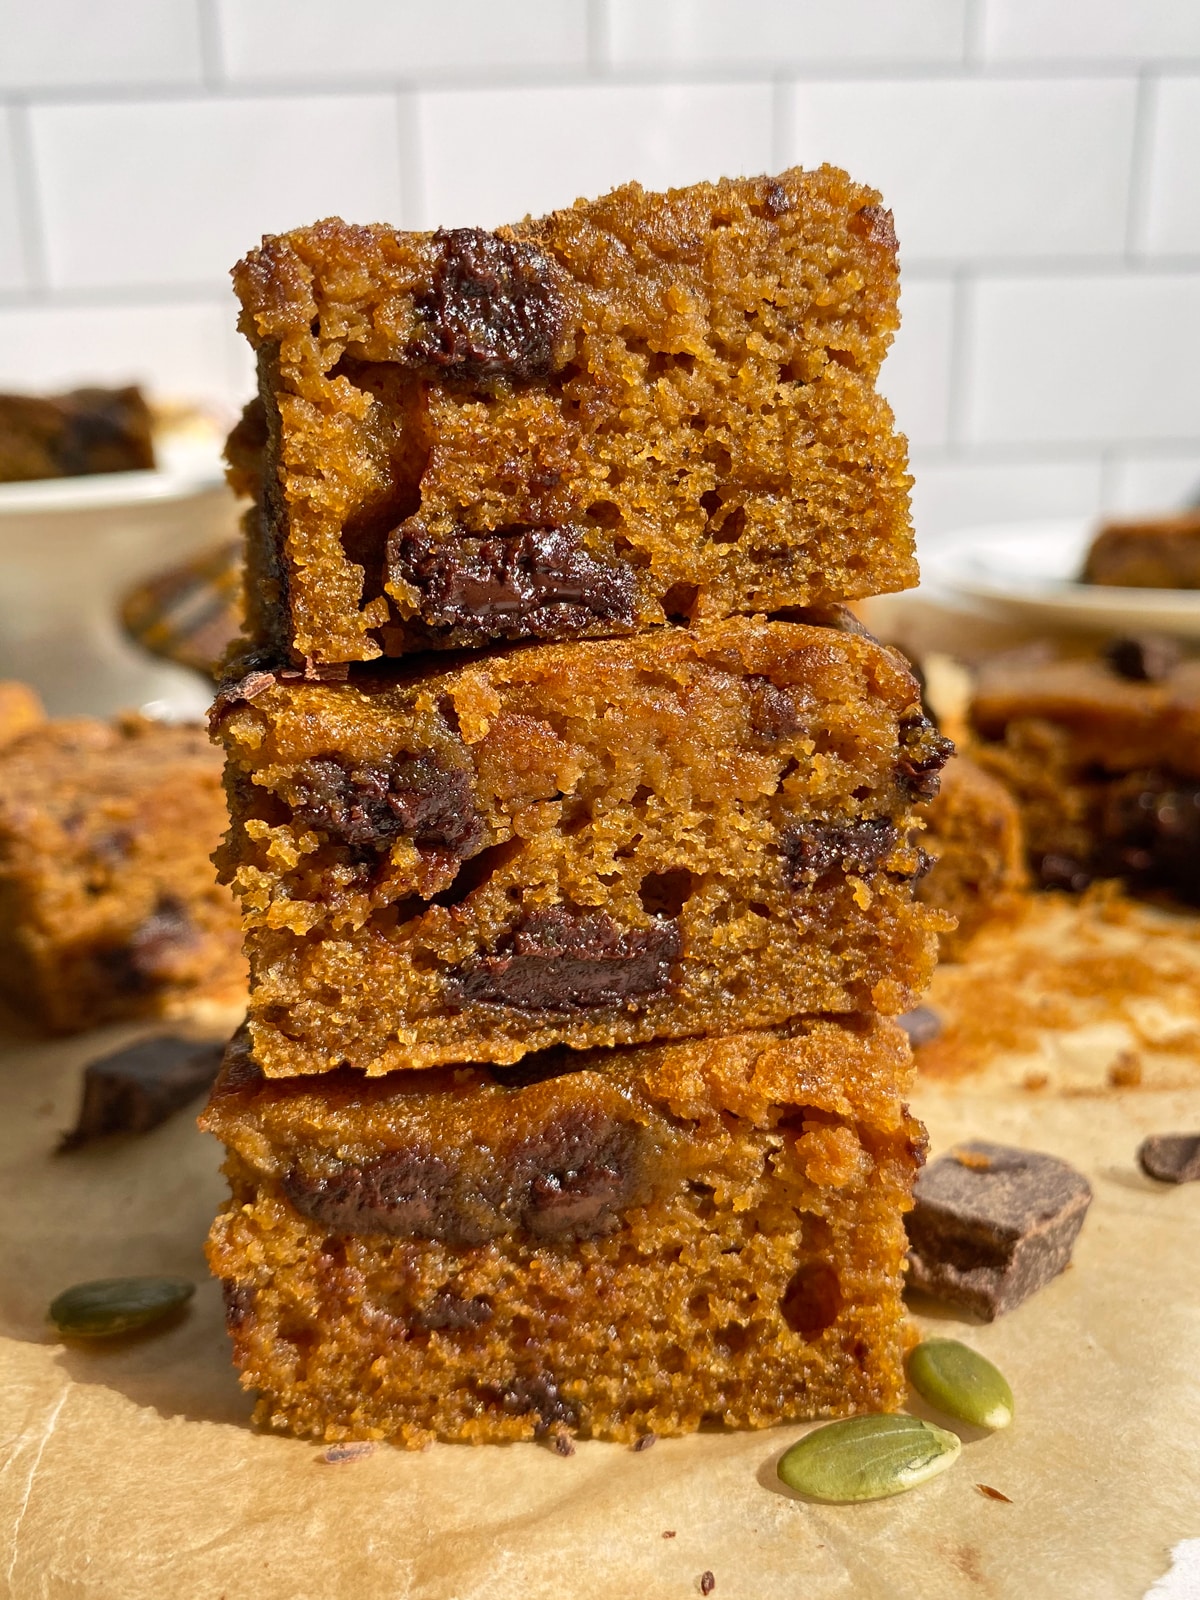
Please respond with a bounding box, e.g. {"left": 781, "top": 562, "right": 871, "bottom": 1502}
{"left": 898, "top": 1005, "right": 943, "bottom": 1048}
{"left": 289, "top": 752, "right": 483, "bottom": 856}
{"left": 1137, "top": 1132, "right": 1200, "bottom": 1185}
{"left": 388, "top": 524, "right": 636, "bottom": 643}
{"left": 59, "top": 1034, "right": 223, "bottom": 1150}
{"left": 450, "top": 908, "right": 681, "bottom": 1012}
{"left": 780, "top": 817, "right": 898, "bottom": 885}
{"left": 406, "top": 227, "right": 564, "bottom": 383}
{"left": 906, "top": 1141, "right": 1092, "bottom": 1320}
{"left": 1104, "top": 634, "right": 1181, "bottom": 683}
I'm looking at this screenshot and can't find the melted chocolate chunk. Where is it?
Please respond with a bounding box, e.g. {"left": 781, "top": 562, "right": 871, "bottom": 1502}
{"left": 749, "top": 679, "right": 803, "bottom": 741}
{"left": 412, "top": 1290, "right": 495, "bottom": 1332}
{"left": 94, "top": 897, "right": 198, "bottom": 995}
{"left": 780, "top": 817, "right": 898, "bottom": 886}
{"left": 906, "top": 1141, "right": 1092, "bottom": 1320}
{"left": 449, "top": 908, "right": 681, "bottom": 1012}
{"left": 518, "top": 1112, "right": 640, "bottom": 1238}
{"left": 896, "top": 714, "right": 955, "bottom": 798}
{"left": 282, "top": 1149, "right": 483, "bottom": 1242}
{"left": 482, "top": 1373, "right": 578, "bottom": 1433}
{"left": 59, "top": 1034, "right": 223, "bottom": 1151}
{"left": 282, "top": 1107, "right": 645, "bottom": 1244}
{"left": 1104, "top": 634, "right": 1181, "bottom": 683}
{"left": 1137, "top": 1132, "right": 1200, "bottom": 1185}
{"left": 388, "top": 524, "right": 635, "bottom": 643}
{"left": 290, "top": 752, "right": 482, "bottom": 856}
{"left": 406, "top": 227, "right": 564, "bottom": 383}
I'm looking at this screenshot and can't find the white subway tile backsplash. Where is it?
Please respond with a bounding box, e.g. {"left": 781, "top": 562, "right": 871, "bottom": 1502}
{"left": 30, "top": 96, "right": 404, "bottom": 290}
{"left": 0, "top": 0, "right": 203, "bottom": 91}
{"left": 0, "top": 110, "right": 30, "bottom": 292}
{"left": 879, "top": 278, "right": 955, "bottom": 450}
{"left": 910, "top": 456, "right": 1104, "bottom": 544}
{"left": 786, "top": 78, "right": 1137, "bottom": 263}
{"left": 967, "top": 275, "right": 1200, "bottom": 445}
{"left": 983, "top": 0, "right": 1200, "bottom": 62}
{"left": 0, "top": 300, "right": 249, "bottom": 407}
{"left": 217, "top": 0, "right": 587, "bottom": 83}
{"left": 417, "top": 82, "right": 773, "bottom": 229}
{"left": 1107, "top": 452, "right": 1200, "bottom": 513}
{"left": 1139, "top": 77, "right": 1200, "bottom": 256}
{"left": 606, "top": 0, "right": 967, "bottom": 68}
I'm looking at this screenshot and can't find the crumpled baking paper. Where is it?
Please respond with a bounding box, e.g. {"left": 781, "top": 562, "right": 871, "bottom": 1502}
{"left": 3, "top": 979, "right": 1198, "bottom": 1600}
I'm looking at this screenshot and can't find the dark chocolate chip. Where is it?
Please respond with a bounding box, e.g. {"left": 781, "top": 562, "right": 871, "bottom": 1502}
{"left": 553, "top": 1432, "right": 576, "bottom": 1456}
{"left": 411, "top": 1290, "right": 495, "bottom": 1332}
{"left": 898, "top": 1006, "right": 943, "bottom": 1048}
{"left": 519, "top": 1111, "right": 640, "bottom": 1240}
{"left": 58, "top": 1034, "right": 224, "bottom": 1151}
{"left": 1137, "top": 1132, "right": 1200, "bottom": 1185}
{"left": 209, "top": 652, "right": 282, "bottom": 725}
{"left": 282, "top": 1106, "right": 645, "bottom": 1245}
{"left": 449, "top": 908, "right": 681, "bottom": 1012}
{"left": 387, "top": 524, "right": 636, "bottom": 644}
{"left": 633, "top": 1432, "right": 657, "bottom": 1452}
{"left": 289, "top": 752, "right": 482, "bottom": 857}
{"left": 780, "top": 818, "right": 898, "bottom": 886}
{"left": 906, "top": 1141, "right": 1092, "bottom": 1320}
{"left": 482, "top": 1373, "right": 578, "bottom": 1434}
{"left": 406, "top": 227, "right": 564, "bottom": 383}
{"left": 749, "top": 678, "right": 803, "bottom": 741}
{"left": 93, "top": 897, "right": 198, "bottom": 995}
{"left": 222, "top": 1279, "right": 257, "bottom": 1332}
{"left": 896, "top": 714, "right": 955, "bottom": 798}
{"left": 281, "top": 1149, "right": 489, "bottom": 1244}
{"left": 700, "top": 1572, "right": 716, "bottom": 1596}
{"left": 1104, "top": 634, "right": 1182, "bottom": 683}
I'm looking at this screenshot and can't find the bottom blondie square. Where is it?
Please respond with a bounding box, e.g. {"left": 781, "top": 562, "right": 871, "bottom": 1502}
{"left": 0, "top": 709, "right": 244, "bottom": 1032}
{"left": 202, "top": 1017, "right": 924, "bottom": 1447}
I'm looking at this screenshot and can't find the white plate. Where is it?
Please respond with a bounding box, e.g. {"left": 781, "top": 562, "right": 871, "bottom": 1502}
{"left": 922, "top": 517, "right": 1200, "bottom": 638}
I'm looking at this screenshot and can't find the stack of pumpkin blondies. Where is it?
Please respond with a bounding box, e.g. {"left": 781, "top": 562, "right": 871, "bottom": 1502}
{"left": 201, "top": 166, "right": 950, "bottom": 1448}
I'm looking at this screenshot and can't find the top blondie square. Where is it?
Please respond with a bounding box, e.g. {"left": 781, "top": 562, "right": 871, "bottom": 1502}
{"left": 229, "top": 165, "right": 915, "bottom": 667}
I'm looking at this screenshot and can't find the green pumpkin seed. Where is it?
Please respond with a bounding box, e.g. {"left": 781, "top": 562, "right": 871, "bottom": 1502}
{"left": 776, "top": 1413, "right": 960, "bottom": 1503}
{"left": 907, "top": 1339, "right": 1014, "bottom": 1431}
{"left": 49, "top": 1276, "right": 195, "bottom": 1338}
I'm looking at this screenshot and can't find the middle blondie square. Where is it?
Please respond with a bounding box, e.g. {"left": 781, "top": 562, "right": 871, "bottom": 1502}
{"left": 215, "top": 615, "right": 949, "bottom": 1075}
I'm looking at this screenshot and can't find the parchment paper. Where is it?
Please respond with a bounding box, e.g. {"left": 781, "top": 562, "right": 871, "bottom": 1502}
{"left": 3, "top": 974, "right": 1199, "bottom": 1600}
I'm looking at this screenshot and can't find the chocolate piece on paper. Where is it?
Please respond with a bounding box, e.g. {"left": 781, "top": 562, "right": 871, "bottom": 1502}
{"left": 898, "top": 1005, "right": 942, "bottom": 1048}
{"left": 1137, "top": 1133, "right": 1200, "bottom": 1185}
{"left": 906, "top": 1140, "right": 1092, "bottom": 1320}
{"left": 59, "top": 1035, "right": 224, "bottom": 1151}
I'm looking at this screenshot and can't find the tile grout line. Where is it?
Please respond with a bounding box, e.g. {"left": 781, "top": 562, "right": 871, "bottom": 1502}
{"left": 194, "top": 0, "right": 225, "bottom": 91}
{"left": 3, "top": 59, "right": 1199, "bottom": 110}
{"left": 1124, "top": 65, "right": 1158, "bottom": 263}
{"left": 585, "top": 0, "right": 610, "bottom": 77}
{"left": 6, "top": 100, "right": 48, "bottom": 291}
